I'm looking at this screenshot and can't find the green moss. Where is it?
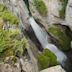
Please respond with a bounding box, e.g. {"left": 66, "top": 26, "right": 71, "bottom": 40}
{"left": 0, "top": 4, "right": 19, "bottom": 25}
{"left": 34, "top": 0, "right": 48, "bottom": 16}
{"left": 59, "top": 0, "right": 68, "bottom": 19}
{"left": 37, "top": 49, "right": 58, "bottom": 70}
{"left": 48, "top": 25, "right": 71, "bottom": 51}
{"left": 0, "top": 4, "right": 7, "bottom": 12}
{"left": 38, "top": 54, "right": 49, "bottom": 70}
{"left": 43, "top": 49, "right": 58, "bottom": 66}
{"left": 0, "top": 11, "right": 19, "bottom": 25}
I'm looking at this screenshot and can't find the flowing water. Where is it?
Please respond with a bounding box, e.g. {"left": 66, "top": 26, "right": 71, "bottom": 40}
{"left": 23, "top": 0, "right": 67, "bottom": 66}
{"left": 29, "top": 17, "right": 67, "bottom": 66}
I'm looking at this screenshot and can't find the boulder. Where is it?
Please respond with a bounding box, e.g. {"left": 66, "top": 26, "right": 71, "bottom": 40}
{"left": 40, "top": 65, "right": 66, "bottom": 72}
{"left": 0, "top": 63, "right": 21, "bottom": 72}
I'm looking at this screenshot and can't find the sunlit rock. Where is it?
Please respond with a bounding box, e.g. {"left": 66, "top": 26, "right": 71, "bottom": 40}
{"left": 40, "top": 65, "right": 66, "bottom": 72}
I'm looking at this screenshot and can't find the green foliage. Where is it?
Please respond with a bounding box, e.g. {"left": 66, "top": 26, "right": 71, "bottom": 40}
{"left": 0, "top": 4, "right": 28, "bottom": 62}
{"left": 0, "top": 28, "right": 28, "bottom": 59}
{"left": 34, "top": 0, "right": 48, "bottom": 16}
{"left": 9, "top": 28, "right": 21, "bottom": 38}
{"left": 38, "top": 54, "right": 50, "bottom": 70}
{"left": 0, "top": 18, "right": 4, "bottom": 29}
{"left": 0, "top": 4, "right": 19, "bottom": 25}
{"left": 0, "top": 4, "right": 7, "bottom": 12}
{"left": 43, "top": 49, "right": 58, "bottom": 66}
{"left": 37, "top": 49, "right": 58, "bottom": 70}
{"left": 59, "top": 0, "right": 68, "bottom": 19}
{"left": 0, "top": 11, "right": 19, "bottom": 25}
{"left": 48, "top": 25, "right": 72, "bottom": 51}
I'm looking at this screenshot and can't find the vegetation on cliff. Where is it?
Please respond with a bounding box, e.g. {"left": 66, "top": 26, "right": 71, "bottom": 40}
{"left": 59, "top": 0, "right": 68, "bottom": 19}
{"left": 48, "top": 25, "right": 72, "bottom": 51}
{"left": 34, "top": 0, "right": 48, "bottom": 16}
{"left": 0, "top": 4, "right": 28, "bottom": 62}
{"left": 0, "top": 4, "right": 19, "bottom": 25}
{"left": 38, "top": 49, "right": 58, "bottom": 70}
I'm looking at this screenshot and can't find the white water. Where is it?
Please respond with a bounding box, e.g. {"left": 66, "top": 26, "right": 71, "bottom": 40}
{"left": 29, "top": 17, "right": 67, "bottom": 65}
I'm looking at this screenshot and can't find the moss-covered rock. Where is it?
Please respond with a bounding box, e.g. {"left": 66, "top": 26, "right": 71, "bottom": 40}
{"left": 34, "top": 0, "right": 48, "bottom": 16}
{"left": 48, "top": 25, "right": 72, "bottom": 51}
{"left": 43, "top": 49, "right": 58, "bottom": 66}
{"left": 37, "top": 49, "right": 58, "bottom": 70}
{"left": 59, "top": 0, "right": 68, "bottom": 19}
{"left": 38, "top": 54, "right": 49, "bottom": 70}
{"left": 0, "top": 4, "right": 19, "bottom": 25}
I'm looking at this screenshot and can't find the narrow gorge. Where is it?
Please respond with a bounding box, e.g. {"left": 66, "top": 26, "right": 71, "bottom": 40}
{"left": 0, "top": 0, "right": 72, "bottom": 72}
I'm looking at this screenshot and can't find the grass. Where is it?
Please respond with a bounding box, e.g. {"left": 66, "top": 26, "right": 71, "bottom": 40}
{"left": 0, "top": 4, "right": 29, "bottom": 62}
{"left": 0, "top": 4, "right": 19, "bottom": 25}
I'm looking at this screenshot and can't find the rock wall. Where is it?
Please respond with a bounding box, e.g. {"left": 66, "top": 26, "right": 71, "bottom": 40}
{"left": 65, "top": 0, "right": 72, "bottom": 31}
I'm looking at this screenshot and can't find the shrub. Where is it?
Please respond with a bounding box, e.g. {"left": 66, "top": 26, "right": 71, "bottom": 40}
{"left": 34, "top": 0, "right": 48, "bottom": 16}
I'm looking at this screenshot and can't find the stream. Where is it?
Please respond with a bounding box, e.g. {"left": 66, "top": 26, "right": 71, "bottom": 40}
{"left": 23, "top": 0, "right": 67, "bottom": 66}
{"left": 23, "top": 0, "right": 72, "bottom": 72}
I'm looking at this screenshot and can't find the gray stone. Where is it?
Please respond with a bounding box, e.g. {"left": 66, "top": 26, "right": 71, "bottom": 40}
{"left": 40, "top": 65, "right": 66, "bottom": 72}
{"left": 0, "top": 63, "right": 21, "bottom": 72}
{"left": 65, "top": 0, "right": 72, "bottom": 31}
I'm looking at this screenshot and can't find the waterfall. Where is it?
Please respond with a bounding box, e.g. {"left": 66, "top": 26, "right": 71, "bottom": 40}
{"left": 23, "top": 0, "right": 67, "bottom": 66}
{"left": 29, "top": 17, "right": 67, "bottom": 66}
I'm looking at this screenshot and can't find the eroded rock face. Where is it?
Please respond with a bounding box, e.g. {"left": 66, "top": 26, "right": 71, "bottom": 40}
{"left": 29, "top": 0, "right": 49, "bottom": 30}
{"left": 40, "top": 65, "right": 66, "bottom": 72}
{"left": 48, "top": 25, "right": 72, "bottom": 51}
{"left": 43, "top": 0, "right": 62, "bottom": 24}
{"left": 65, "top": 0, "right": 72, "bottom": 31}
{"left": 29, "top": 0, "right": 62, "bottom": 27}
{"left": 0, "top": 63, "right": 21, "bottom": 72}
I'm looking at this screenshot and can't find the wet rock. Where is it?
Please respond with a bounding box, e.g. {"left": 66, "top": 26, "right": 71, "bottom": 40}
{"left": 48, "top": 24, "right": 72, "bottom": 51}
